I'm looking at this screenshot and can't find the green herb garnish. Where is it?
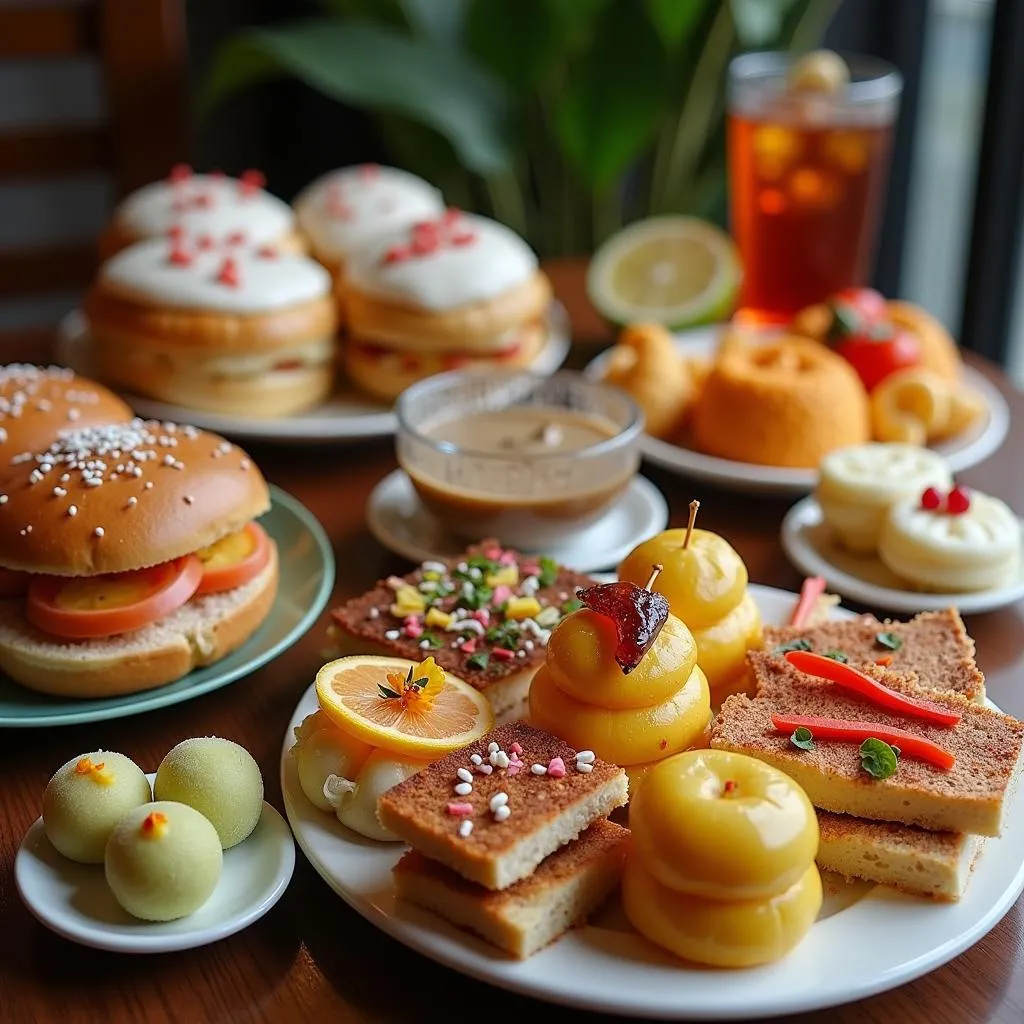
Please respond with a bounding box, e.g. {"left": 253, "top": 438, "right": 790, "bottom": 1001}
{"left": 823, "top": 649, "right": 848, "bottom": 663}
{"left": 537, "top": 556, "right": 558, "bottom": 588}
{"left": 826, "top": 301, "right": 860, "bottom": 342}
{"left": 377, "top": 684, "right": 401, "bottom": 699}
{"left": 466, "top": 652, "right": 490, "bottom": 671}
{"left": 420, "top": 632, "right": 444, "bottom": 649}
{"left": 486, "top": 621, "right": 521, "bottom": 650}
{"left": 859, "top": 737, "right": 899, "bottom": 779}
{"left": 455, "top": 582, "right": 493, "bottom": 611}
{"left": 773, "top": 638, "right": 813, "bottom": 655}
{"left": 790, "top": 727, "right": 815, "bottom": 751}
{"left": 875, "top": 632, "right": 903, "bottom": 652}
{"left": 560, "top": 597, "right": 584, "bottom": 615}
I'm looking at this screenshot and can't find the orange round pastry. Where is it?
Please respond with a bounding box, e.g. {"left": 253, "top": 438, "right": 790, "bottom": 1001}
{"left": 691, "top": 335, "right": 870, "bottom": 467}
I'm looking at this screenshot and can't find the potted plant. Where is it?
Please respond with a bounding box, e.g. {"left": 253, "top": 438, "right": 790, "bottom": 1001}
{"left": 201, "top": 0, "right": 836, "bottom": 337}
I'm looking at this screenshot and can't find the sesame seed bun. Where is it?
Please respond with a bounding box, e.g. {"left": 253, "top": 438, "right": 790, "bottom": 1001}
{"left": 0, "top": 365, "right": 133, "bottom": 458}
{"left": 0, "top": 420, "right": 270, "bottom": 575}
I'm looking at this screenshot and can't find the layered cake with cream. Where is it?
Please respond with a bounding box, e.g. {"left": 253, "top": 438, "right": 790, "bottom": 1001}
{"left": 343, "top": 211, "right": 552, "bottom": 401}
{"left": 85, "top": 237, "right": 337, "bottom": 417}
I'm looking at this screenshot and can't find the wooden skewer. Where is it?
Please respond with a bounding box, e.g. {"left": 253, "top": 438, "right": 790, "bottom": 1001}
{"left": 644, "top": 564, "right": 664, "bottom": 592}
{"left": 683, "top": 500, "right": 700, "bottom": 549}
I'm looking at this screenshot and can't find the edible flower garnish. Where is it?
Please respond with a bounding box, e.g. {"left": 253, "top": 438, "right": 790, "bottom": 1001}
{"left": 578, "top": 565, "right": 669, "bottom": 675}
{"left": 377, "top": 657, "right": 446, "bottom": 708}
{"left": 784, "top": 650, "right": 961, "bottom": 727}
{"left": 770, "top": 713, "right": 954, "bottom": 770}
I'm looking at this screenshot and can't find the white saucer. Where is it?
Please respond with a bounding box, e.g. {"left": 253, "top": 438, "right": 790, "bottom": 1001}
{"left": 365, "top": 468, "right": 669, "bottom": 573}
{"left": 280, "top": 582, "right": 1024, "bottom": 1019}
{"left": 15, "top": 775, "right": 295, "bottom": 953}
{"left": 782, "top": 496, "right": 1024, "bottom": 614}
{"left": 586, "top": 325, "right": 1011, "bottom": 496}
{"left": 55, "top": 306, "right": 571, "bottom": 444}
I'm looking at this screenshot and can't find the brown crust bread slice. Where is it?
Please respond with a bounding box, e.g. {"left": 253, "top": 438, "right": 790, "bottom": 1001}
{"left": 378, "top": 722, "right": 628, "bottom": 891}
{"left": 710, "top": 652, "right": 1024, "bottom": 836}
{"left": 329, "top": 542, "right": 596, "bottom": 718}
{"left": 815, "top": 810, "right": 983, "bottom": 901}
{"left": 762, "top": 608, "right": 984, "bottom": 703}
{"left": 393, "top": 819, "right": 628, "bottom": 958}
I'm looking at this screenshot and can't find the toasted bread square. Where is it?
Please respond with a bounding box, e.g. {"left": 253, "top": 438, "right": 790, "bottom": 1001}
{"left": 378, "top": 722, "right": 628, "bottom": 890}
{"left": 393, "top": 819, "right": 628, "bottom": 958}
{"left": 762, "top": 608, "right": 984, "bottom": 702}
{"left": 711, "top": 653, "right": 1024, "bottom": 836}
{"left": 816, "top": 811, "right": 983, "bottom": 901}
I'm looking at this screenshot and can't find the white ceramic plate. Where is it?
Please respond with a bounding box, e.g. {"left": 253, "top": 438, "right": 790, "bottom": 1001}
{"left": 55, "top": 305, "right": 571, "bottom": 444}
{"left": 365, "top": 468, "right": 669, "bottom": 573}
{"left": 782, "top": 496, "right": 1024, "bottom": 614}
{"left": 585, "top": 325, "right": 1011, "bottom": 496}
{"left": 15, "top": 774, "right": 295, "bottom": 953}
{"left": 279, "top": 583, "right": 1024, "bottom": 1020}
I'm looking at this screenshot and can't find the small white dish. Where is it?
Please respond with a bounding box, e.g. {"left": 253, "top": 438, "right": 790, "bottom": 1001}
{"left": 365, "top": 468, "right": 669, "bottom": 573}
{"left": 55, "top": 306, "right": 571, "bottom": 444}
{"left": 585, "top": 325, "right": 1011, "bottom": 496}
{"left": 15, "top": 775, "right": 295, "bottom": 954}
{"left": 782, "top": 495, "right": 1024, "bottom": 614}
{"left": 280, "top": 583, "right": 1024, "bottom": 1019}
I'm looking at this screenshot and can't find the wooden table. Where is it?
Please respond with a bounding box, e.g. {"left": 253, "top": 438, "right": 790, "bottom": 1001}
{"left": 2, "top": 354, "right": 1022, "bottom": 1024}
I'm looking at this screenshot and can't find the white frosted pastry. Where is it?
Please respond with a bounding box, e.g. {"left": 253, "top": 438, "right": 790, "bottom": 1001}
{"left": 346, "top": 211, "right": 539, "bottom": 311}
{"left": 42, "top": 751, "right": 152, "bottom": 864}
{"left": 323, "top": 748, "right": 428, "bottom": 842}
{"left": 291, "top": 711, "right": 373, "bottom": 812}
{"left": 98, "top": 238, "right": 331, "bottom": 314}
{"left": 879, "top": 490, "right": 1022, "bottom": 592}
{"left": 116, "top": 172, "right": 293, "bottom": 247}
{"left": 154, "top": 737, "right": 264, "bottom": 849}
{"left": 817, "top": 443, "right": 953, "bottom": 553}
{"left": 294, "top": 164, "right": 444, "bottom": 262}
{"left": 105, "top": 801, "right": 222, "bottom": 921}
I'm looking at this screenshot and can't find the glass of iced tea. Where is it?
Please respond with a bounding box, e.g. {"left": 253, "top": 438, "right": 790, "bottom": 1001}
{"left": 728, "top": 51, "right": 902, "bottom": 324}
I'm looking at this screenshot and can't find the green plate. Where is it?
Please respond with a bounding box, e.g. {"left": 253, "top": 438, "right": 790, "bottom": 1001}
{"left": 0, "top": 486, "right": 334, "bottom": 728}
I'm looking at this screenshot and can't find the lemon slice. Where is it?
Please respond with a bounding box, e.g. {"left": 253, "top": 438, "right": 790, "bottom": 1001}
{"left": 314, "top": 655, "right": 494, "bottom": 757}
{"left": 587, "top": 217, "right": 741, "bottom": 328}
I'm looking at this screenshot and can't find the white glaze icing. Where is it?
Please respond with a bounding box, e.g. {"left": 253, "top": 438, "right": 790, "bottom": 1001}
{"left": 346, "top": 212, "right": 538, "bottom": 311}
{"left": 115, "top": 173, "right": 294, "bottom": 245}
{"left": 99, "top": 238, "right": 331, "bottom": 313}
{"left": 294, "top": 165, "right": 444, "bottom": 260}
{"left": 879, "top": 491, "right": 1022, "bottom": 591}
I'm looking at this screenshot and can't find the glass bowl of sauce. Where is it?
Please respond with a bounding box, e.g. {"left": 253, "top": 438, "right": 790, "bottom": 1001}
{"left": 396, "top": 371, "right": 643, "bottom": 548}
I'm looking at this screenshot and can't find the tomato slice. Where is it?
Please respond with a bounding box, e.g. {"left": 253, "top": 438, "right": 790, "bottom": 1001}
{"left": 194, "top": 521, "right": 271, "bottom": 596}
{"left": 0, "top": 569, "right": 30, "bottom": 599}
{"left": 26, "top": 556, "right": 203, "bottom": 639}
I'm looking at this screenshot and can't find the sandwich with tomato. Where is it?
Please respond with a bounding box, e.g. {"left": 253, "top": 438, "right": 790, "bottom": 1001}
{"left": 0, "top": 419, "right": 277, "bottom": 697}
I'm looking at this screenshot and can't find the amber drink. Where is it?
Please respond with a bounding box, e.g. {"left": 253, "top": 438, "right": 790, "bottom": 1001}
{"left": 728, "top": 51, "right": 902, "bottom": 323}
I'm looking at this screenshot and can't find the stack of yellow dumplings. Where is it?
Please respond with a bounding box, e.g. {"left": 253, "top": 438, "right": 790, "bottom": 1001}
{"left": 529, "top": 602, "right": 710, "bottom": 787}
{"left": 619, "top": 516, "right": 763, "bottom": 701}
{"left": 624, "top": 750, "right": 822, "bottom": 967}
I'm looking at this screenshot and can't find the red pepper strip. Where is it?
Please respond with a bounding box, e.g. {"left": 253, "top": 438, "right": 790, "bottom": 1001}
{"left": 784, "top": 650, "right": 962, "bottom": 728}
{"left": 771, "top": 713, "right": 955, "bottom": 771}
{"left": 790, "top": 576, "right": 826, "bottom": 628}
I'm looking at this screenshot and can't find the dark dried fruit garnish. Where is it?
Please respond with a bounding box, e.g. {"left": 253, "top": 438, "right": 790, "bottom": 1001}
{"left": 578, "top": 580, "right": 669, "bottom": 674}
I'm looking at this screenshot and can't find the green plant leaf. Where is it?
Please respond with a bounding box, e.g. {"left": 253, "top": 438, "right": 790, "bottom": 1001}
{"left": 465, "top": 0, "right": 565, "bottom": 91}
{"left": 645, "top": 0, "right": 708, "bottom": 48}
{"left": 398, "top": 0, "right": 469, "bottom": 46}
{"left": 731, "top": 0, "right": 801, "bottom": 47}
{"left": 553, "top": 0, "right": 669, "bottom": 191}
{"left": 198, "top": 18, "right": 511, "bottom": 175}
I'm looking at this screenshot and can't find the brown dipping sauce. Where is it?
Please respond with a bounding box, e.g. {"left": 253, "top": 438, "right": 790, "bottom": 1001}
{"left": 402, "top": 407, "right": 634, "bottom": 534}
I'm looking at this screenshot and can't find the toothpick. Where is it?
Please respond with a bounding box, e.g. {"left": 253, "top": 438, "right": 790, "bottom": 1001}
{"left": 644, "top": 564, "right": 664, "bottom": 592}
{"left": 683, "top": 500, "right": 700, "bottom": 549}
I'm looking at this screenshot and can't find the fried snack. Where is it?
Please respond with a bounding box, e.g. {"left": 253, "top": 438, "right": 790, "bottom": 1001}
{"left": 871, "top": 368, "right": 986, "bottom": 445}
{"left": 603, "top": 323, "right": 700, "bottom": 439}
{"left": 691, "top": 334, "right": 870, "bottom": 468}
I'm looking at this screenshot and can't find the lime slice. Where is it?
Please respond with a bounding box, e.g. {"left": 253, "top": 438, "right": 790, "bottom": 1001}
{"left": 587, "top": 217, "right": 741, "bottom": 328}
